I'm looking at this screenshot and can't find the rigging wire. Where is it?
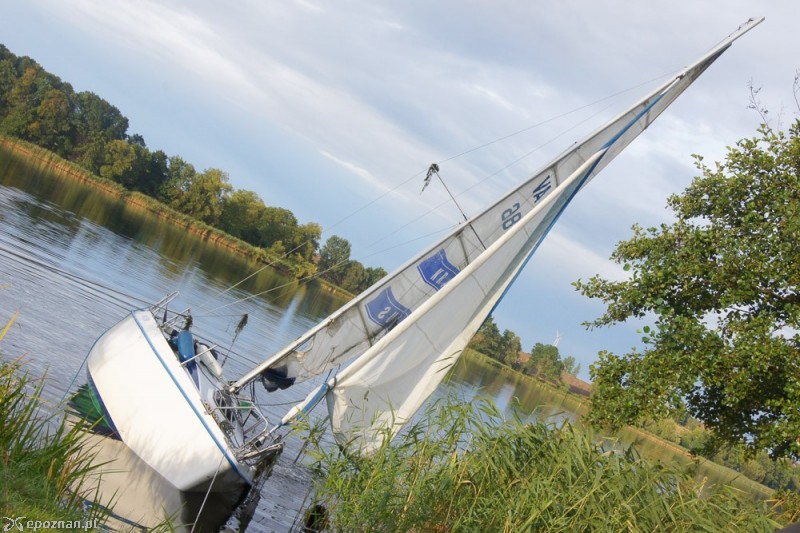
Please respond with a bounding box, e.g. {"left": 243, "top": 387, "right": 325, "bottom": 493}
{"left": 198, "top": 222, "right": 458, "bottom": 315}
{"left": 190, "top": 452, "right": 228, "bottom": 533}
{"left": 195, "top": 239, "right": 310, "bottom": 312}
{"left": 196, "top": 70, "right": 678, "bottom": 315}
{"left": 320, "top": 70, "right": 673, "bottom": 235}
{"left": 3, "top": 70, "right": 680, "bottom": 376}
{"left": 193, "top": 71, "right": 681, "bottom": 387}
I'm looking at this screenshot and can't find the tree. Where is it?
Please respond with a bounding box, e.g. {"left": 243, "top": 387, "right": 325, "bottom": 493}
{"left": 319, "top": 235, "right": 352, "bottom": 286}
{"left": 364, "top": 266, "right": 387, "bottom": 288}
{"left": 33, "top": 88, "right": 73, "bottom": 154}
{"left": 291, "top": 222, "right": 322, "bottom": 262}
{"left": 218, "top": 189, "right": 266, "bottom": 243}
{"left": 71, "top": 91, "right": 128, "bottom": 173}
{"left": 527, "top": 343, "right": 563, "bottom": 383}
{"left": 341, "top": 260, "right": 369, "bottom": 294}
{"left": 0, "top": 58, "right": 17, "bottom": 113}
{"left": 137, "top": 148, "right": 169, "bottom": 197}
{"left": 256, "top": 206, "right": 298, "bottom": 249}
{"left": 468, "top": 316, "right": 503, "bottom": 357}
{"left": 288, "top": 222, "right": 322, "bottom": 278}
{"left": 338, "top": 261, "right": 388, "bottom": 294}
{"left": 72, "top": 91, "right": 128, "bottom": 142}
{"left": 468, "top": 319, "right": 547, "bottom": 369}
{"left": 96, "top": 139, "right": 166, "bottom": 195}
{"left": 1, "top": 66, "right": 46, "bottom": 141}
{"left": 170, "top": 167, "right": 232, "bottom": 225}
{"left": 499, "top": 329, "right": 522, "bottom": 365}
{"left": 575, "top": 121, "right": 800, "bottom": 460}
{"left": 98, "top": 139, "right": 137, "bottom": 184}
{"left": 561, "top": 356, "right": 581, "bottom": 376}
{"left": 159, "top": 155, "right": 197, "bottom": 204}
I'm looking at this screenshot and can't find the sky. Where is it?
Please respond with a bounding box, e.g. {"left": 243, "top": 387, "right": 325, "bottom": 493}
{"left": 2, "top": 1, "right": 798, "bottom": 380}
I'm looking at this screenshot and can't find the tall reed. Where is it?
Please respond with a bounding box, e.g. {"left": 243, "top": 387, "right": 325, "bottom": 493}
{"left": 303, "top": 396, "right": 781, "bottom": 532}
{"left": 1, "top": 316, "right": 105, "bottom": 524}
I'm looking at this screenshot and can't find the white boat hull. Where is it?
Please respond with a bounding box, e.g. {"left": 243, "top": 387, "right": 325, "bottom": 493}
{"left": 86, "top": 310, "right": 253, "bottom": 493}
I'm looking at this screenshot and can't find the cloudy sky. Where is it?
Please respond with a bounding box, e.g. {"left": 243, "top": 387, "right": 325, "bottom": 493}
{"left": 2, "top": 1, "right": 798, "bottom": 379}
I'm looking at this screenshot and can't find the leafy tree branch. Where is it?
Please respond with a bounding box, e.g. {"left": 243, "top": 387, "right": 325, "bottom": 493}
{"left": 575, "top": 120, "right": 800, "bottom": 460}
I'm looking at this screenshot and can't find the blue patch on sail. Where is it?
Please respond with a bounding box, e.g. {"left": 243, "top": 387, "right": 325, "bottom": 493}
{"left": 365, "top": 287, "right": 411, "bottom": 331}
{"left": 418, "top": 249, "right": 460, "bottom": 291}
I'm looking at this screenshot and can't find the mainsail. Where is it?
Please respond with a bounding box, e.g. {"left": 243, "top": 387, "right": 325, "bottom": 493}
{"left": 237, "top": 18, "right": 763, "bottom": 451}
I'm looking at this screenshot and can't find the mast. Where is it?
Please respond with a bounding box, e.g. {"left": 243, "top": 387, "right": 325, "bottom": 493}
{"left": 231, "top": 17, "right": 764, "bottom": 395}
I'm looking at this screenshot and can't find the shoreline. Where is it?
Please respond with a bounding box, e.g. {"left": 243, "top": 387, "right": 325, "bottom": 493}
{"left": 0, "top": 135, "right": 353, "bottom": 300}
{"left": 461, "top": 349, "right": 774, "bottom": 501}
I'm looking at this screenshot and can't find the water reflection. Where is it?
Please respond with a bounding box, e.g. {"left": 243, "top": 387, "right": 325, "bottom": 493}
{"left": 447, "top": 352, "right": 583, "bottom": 426}
{"left": 76, "top": 427, "right": 245, "bottom": 532}
{"left": 0, "top": 145, "right": 342, "bottom": 322}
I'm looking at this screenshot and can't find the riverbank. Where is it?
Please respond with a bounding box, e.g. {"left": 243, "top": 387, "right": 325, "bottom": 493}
{"left": 4, "top": 132, "right": 780, "bottom": 516}
{"left": 0, "top": 309, "right": 182, "bottom": 531}
{"left": 0, "top": 136, "right": 354, "bottom": 301}
{"left": 461, "top": 349, "right": 775, "bottom": 501}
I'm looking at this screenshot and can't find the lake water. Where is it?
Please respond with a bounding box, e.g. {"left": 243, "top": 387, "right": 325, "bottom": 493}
{"left": 0, "top": 146, "right": 766, "bottom": 531}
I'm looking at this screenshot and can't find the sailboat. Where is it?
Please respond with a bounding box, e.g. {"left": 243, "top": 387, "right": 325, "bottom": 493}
{"left": 79, "top": 18, "right": 763, "bottom": 495}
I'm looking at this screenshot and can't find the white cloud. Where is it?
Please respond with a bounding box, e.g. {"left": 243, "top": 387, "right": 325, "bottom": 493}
{"left": 66, "top": 1, "right": 250, "bottom": 85}
{"left": 319, "top": 150, "right": 380, "bottom": 190}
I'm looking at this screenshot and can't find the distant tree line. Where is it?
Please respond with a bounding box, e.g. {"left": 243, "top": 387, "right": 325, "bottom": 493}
{"left": 468, "top": 315, "right": 800, "bottom": 493}
{"left": 0, "top": 44, "right": 385, "bottom": 292}
{"left": 467, "top": 316, "right": 580, "bottom": 384}
{"left": 642, "top": 411, "right": 800, "bottom": 494}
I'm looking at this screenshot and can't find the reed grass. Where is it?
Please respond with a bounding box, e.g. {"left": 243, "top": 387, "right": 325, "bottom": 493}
{"left": 1, "top": 312, "right": 106, "bottom": 525}
{"left": 462, "top": 348, "right": 778, "bottom": 503}
{"left": 303, "top": 396, "right": 783, "bottom": 532}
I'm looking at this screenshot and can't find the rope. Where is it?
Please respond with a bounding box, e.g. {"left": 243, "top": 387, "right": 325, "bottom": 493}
{"left": 190, "top": 451, "right": 227, "bottom": 533}
{"left": 60, "top": 350, "right": 91, "bottom": 405}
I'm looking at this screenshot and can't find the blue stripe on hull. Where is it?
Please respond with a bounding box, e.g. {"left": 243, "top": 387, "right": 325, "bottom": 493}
{"left": 129, "top": 311, "right": 252, "bottom": 488}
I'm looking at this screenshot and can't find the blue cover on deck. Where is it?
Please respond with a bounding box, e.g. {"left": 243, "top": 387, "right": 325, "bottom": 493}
{"left": 174, "top": 330, "right": 198, "bottom": 385}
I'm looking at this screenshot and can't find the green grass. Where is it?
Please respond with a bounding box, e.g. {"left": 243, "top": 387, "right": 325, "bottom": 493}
{"left": 302, "top": 396, "right": 784, "bottom": 532}
{"left": 0, "top": 310, "right": 106, "bottom": 525}
{"left": 463, "top": 348, "right": 780, "bottom": 503}
{"left": 0, "top": 358, "right": 108, "bottom": 525}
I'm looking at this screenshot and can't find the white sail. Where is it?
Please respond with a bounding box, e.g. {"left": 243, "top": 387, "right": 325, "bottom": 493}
{"left": 326, "top": 152, "right": 602, "bottom": 452}
{"left": 233, "top": 18, "right": 762, "bottom": 398}
{"left": 276, "top": 18, "right": 764, "bottom": 453}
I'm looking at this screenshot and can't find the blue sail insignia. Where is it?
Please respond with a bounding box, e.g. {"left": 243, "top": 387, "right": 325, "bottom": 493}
{"left": 365, "top": 287, "right": 412, "bottom": 330}
{"left": 418, "top": 249, "right": 460, "bottom": 291}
